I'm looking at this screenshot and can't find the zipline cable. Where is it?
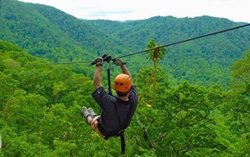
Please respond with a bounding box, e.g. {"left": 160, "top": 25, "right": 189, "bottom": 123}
{"left": 114, "top": 23, "right": 250, "bottom": 59}
{"left": 52, "top": 61, "right": 90, "bottom": 65}
{"left": 42, "top": 23, "right": 250, "bottom": 65}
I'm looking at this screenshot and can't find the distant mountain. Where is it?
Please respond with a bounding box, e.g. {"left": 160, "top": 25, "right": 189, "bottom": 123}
{"left": 87, "top": 16, "right": 250, "bottom": 58}
{"left": 1, "top": 0, "right": 250, "bottom": 86}
{"left": 0, "top": 0, "right": 130, "bottom": 62}
{"left": 86, "top": 16, "right": 250, "bottom": 86}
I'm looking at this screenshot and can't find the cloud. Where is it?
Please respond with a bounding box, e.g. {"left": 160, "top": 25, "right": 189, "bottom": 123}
{"left": 18, "top": 0, "right": 250, "bottom": 22}
{"left": 89, "top": 10, "right": 133, "bottom": 17}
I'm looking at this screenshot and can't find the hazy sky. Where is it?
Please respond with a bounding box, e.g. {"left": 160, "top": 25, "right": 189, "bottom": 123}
{"left": 19, "top": 0, "right": 250, "bottom": 23}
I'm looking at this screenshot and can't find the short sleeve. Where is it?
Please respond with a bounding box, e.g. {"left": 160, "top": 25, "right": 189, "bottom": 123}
{"left": 92, "top": 87, "right": 109, "bottom": 108}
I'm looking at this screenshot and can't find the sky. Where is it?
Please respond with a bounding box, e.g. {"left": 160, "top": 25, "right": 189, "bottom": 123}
{"left": 18, "top": 0, "right": 250, "bottom": 23}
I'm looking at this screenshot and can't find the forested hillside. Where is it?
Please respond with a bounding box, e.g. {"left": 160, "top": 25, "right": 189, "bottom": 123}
{"left": 1, "top": 0, "right": 250, "bottom": 86}
{"left": 0, "top": 0, "right": 129, "bottom": 61}
{"left": 0, "top": 41, "right": 249, "bottom": 156}
{"left": 86, "top": 16, "right": 250, "bottom": 86}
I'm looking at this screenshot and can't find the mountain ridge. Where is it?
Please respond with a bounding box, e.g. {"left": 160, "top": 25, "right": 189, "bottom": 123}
{"left": 1, "top": 0, "right": 250, "bottom": 86}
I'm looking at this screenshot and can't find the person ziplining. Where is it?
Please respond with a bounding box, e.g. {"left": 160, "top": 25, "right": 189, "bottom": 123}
{"left": 81, "top": 56, "right": 138, "bottom": 154}
{"left": 78, "top": 23, "right": 250, "bottom": 155}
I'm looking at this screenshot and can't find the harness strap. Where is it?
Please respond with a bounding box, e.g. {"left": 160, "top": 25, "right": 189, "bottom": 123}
{"left": 120, "top": 131, "right": 125, "bottom": 155}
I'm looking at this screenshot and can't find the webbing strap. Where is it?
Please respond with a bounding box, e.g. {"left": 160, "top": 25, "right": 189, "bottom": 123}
{"left": 114, "top": 102, "right": 127, "bottom": 155}
{"left": 120, "top": 131, "right": 125, "bottom": 155}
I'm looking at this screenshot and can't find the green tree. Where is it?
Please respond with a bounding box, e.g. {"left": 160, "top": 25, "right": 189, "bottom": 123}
{"left": 231, "top": 50, "right": 250, "bottom": 96}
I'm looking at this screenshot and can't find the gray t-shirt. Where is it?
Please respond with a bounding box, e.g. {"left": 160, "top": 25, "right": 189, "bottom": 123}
{"left": 92, "top": 86, "right": 138, "bottom": 137}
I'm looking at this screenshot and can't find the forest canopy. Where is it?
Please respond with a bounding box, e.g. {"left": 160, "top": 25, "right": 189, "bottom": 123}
{"left": 0, "top": 41, "right": 249, "bottom": 156}
{"left": 0, "top": 0, "right": 249, "bottom": 156}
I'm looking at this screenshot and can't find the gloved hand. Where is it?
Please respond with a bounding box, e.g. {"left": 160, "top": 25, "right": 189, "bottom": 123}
{"left": 112, "top": 58, "right": 125, "bottom": 66}
{"left": 95, "top": 57, "right": 103, "bottom": 66}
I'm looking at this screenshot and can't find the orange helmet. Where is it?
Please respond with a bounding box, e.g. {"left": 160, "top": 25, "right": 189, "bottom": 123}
{"left": 113, "top": 74, "right": 132, "bottom": 93}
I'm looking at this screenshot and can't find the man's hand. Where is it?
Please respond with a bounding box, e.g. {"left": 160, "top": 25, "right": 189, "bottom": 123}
{"left": 95, "top": 57, "right": 103, "bottom": 66}
{"left": 113, "top": 58, "right": 125, "bottom": 66}
{"left": 113, "top": 58, "right": 131, "bottom": 79}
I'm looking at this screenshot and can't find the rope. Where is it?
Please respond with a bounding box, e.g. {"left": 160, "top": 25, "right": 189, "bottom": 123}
{"left": 51, "top": 23, "right": 250, "bottom": 65}
{"left": 135, "top": 114, "right": 153, "bottom": 148}
{"left": 52, "top": 61, "right": 90, "bottom": 65}
{"left": 114, "top": 23, "right": 250, "bottom": 59}
{"left": 11, "top": 23, "right": 248, "bottom": 66}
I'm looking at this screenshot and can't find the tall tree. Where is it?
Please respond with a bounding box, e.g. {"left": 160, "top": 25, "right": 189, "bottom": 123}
{"left": 231, "top": 50, "right": 250, "bottom": 96}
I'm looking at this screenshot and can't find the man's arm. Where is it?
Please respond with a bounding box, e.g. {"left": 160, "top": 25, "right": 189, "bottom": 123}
{"left": 120, "top": 64, "right": 132, "bottom": 80}
{"left": 93, "top": 57, "right": 103, "bottom": 89}
{"left": 113, "top": 58, "right": 132, "bottom": 80}
{"left": 93, "top": 65, "right": 102, "bottom": 89}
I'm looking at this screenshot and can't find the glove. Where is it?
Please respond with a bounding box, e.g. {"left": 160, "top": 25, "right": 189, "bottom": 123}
{"left": 95, "top": 57, "right": 103, "bottom": 66}
{"left": 112, "top": 58, "right": 125, "bottom": 66}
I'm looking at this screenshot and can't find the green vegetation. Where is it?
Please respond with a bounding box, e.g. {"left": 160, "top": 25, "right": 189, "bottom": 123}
{"left": 0, "top": 0, "right": 250, "bottom": 156}
{"left": 88, "top": 16, "right": 250, "bottom": 86}
{"left": 231, "top": 51, "right": 250, "bottom": 96}
{"left": 0, "top": 40, "right": 249, "bottom": 156}
{"left": 1, "top": 0, "right": 250, "bottom": 86}
{"left": 0, "top": 0, "right": 129, "bottom": 62}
